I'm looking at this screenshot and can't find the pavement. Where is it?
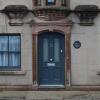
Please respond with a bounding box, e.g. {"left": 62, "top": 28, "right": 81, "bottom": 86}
{"left": 0, "top": 91, "right": 100, "bottom": 100}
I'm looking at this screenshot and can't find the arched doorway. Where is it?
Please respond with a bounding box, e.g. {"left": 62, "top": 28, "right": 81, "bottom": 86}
{"left": 38, "top": 32, "right": 65, "bottom": 85}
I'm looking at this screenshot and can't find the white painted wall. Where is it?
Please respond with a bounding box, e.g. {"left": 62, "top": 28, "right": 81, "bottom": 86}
{"left": 71, "top": 0, "right": 100, "bottom": 85}
{"left": 0, "top": 0, "right": 33, "bottom": 85}
{"left": 0, "top": 0, "right": 100, "bottom": 86}
{"left": 0, "top": 0, "right": 32, "bottom": 9}
{"left": 70, "top": 0, "right": 100, "bottom": 9}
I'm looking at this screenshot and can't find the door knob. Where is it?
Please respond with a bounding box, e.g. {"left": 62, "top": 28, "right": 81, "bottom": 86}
{"left": 60, "top": 50, "right": 63, "bottom": 53}
{"left": 50, "top": 59, "right": 53, "bottom": 61}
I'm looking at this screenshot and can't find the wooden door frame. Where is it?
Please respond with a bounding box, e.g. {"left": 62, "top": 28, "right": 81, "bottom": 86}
{"left": 32, "top": 29, "right": 71, "bottom": 89}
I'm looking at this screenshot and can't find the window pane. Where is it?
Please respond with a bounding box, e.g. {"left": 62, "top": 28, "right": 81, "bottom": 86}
{"left": 0, "top": 36, "right": 8, "bottom": 51}
{"left": 9, "top": 53, "right": 20, "bottom": 67}
{"left": 9, "top": 36, "right": 20, "bottom": 52}
{"left": 9, "top": 35, "right": 21, "bottom": 67}
{"left": 38, "top": 0, "right": 41, "bottom": 5}
{"left": 48, "top": 0, "right": 54, "bottom": 3}
{"left": 0, "top": 35, "right": 21, "bottom": 69}
{"left": 62, "top": 0, "right": 66, "bottom": 6}
{"left": 43, "top": 39, "right": 48, "bottom": 62}
{"left": 54, "top": 39, "right": 59, "bottom": 62}
{"left": 47, "top": 0, "right": 55, "bottom": 5}
{"left": 0, "top": 53, "right": 8, "bottom": 66}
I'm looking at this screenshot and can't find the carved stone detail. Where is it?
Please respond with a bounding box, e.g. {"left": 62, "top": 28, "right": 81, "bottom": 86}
{"left": 75, "top": 5, "right": 99, "bottom": 26}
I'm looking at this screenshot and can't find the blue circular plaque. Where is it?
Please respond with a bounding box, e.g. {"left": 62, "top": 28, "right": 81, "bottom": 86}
{"left": 73, "top": 41, "right": 81, "bottom": 49}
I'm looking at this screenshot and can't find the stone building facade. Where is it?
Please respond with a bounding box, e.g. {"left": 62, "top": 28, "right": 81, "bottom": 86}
{"left": 0, "top": 0, "right": 100, "bottom": 90}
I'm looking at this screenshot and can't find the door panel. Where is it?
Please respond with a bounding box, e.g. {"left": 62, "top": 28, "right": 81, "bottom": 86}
{"left": 54, "top": 39, "right": 60, "bottom": 62}
{"left": 43, "top": 39, "right": 48, "bottom": 62}
{"left": 38, "top": 32, "right": 65, "bottom": 85}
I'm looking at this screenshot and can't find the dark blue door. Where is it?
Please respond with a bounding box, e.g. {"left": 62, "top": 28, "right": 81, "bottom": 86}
{"left": 38, "top": 32, "right": 65, "bottom": 85}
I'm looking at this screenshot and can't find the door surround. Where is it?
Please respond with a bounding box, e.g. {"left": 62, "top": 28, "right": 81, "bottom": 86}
{"left": 32, "top": 21, "right": 72, "bottom": 89}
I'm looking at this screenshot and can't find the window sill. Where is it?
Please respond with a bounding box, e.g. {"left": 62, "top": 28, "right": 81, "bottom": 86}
{"left": 0, "top": 71, "right": 26, "bottom": 75}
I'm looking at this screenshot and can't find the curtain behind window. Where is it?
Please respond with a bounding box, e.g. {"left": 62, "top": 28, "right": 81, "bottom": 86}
{"left": 0, "top": 35, "right": 21, "bottom": 69}
{"left": 0, "top": 36, "right": 8, "bottom": 66}
{"left": 9, "top": 36, "right": 20, "bottom": 67}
